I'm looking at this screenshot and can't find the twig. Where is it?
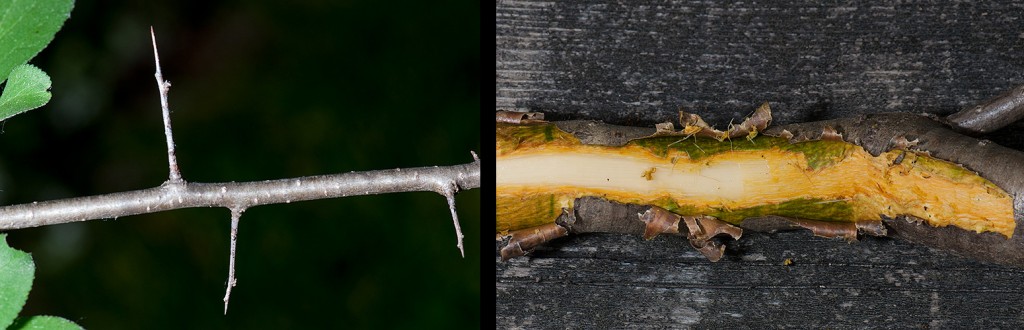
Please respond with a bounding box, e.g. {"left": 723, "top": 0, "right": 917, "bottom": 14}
{"left": 150, "top": 27, "right": 182, "bottom": 183}
{"left": 442, "top": 151, "right": 479, "bottom": 257}
{"left": 0, "top": 28, "right": 482, "bottom": 313}
{"left": 0, "top": 163, "right": 479, "bottom": 230}
{"left": 223, "top": 207, "right": 244, "bottom": 314}
{"left": 441, "top": 180, "right": 465, "bottom": 257}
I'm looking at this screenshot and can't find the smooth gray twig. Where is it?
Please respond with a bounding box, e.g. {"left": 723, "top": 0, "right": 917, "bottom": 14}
{"left": 0, "top": 162, "right": 480, "bottom": 230}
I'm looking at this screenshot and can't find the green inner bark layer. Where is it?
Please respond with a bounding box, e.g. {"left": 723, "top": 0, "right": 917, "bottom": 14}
{"left": 496, "top": 194, "right": 563, "bottom": 233}
{"left": 628, "top": 135, "right": 852, "bottom": 170}
{"left": 644, "top": 196, "right": 853, "bottom": 225}
{"left": 496, "top": 122, "right": 581, "bottom": 155}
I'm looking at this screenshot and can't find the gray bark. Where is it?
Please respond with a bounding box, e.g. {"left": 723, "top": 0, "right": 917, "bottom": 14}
{"left": 0, "top": 161, "right": 479, "bottom": 230}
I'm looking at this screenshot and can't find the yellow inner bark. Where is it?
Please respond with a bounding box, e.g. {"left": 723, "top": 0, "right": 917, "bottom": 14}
{"left": 497, "top": 142, "right": 1014, "bottom": 237}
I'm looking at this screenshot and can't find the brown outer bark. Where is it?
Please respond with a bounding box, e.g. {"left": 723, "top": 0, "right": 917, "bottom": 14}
{"left": 543, "top": 114, "right": 1024, "bottom": 267}
{"left": 946, "top": 85, "right": 1024, "bottom": 135}
{"left": 767, "top": 113, "right": 1024, "bottom": 267}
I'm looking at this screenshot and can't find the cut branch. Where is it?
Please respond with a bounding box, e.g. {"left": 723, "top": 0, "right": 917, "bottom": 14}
{"left": 496, "top": 105, "right": 1024, "bottom": 267}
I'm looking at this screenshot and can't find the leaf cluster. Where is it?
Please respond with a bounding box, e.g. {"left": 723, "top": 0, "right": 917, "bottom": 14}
{"left": 0, "top": 234, "right": 82, "bottom": 329}
{"left": 0, "top": 0, "right": 78, "bottom": 328}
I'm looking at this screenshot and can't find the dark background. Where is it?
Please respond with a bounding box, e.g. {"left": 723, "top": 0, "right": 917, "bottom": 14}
{"left": 496, "top": 1, "right": 1024, "bottom": 328}
{"left": 2, "top": 0, "right": 479, "bottom": 328}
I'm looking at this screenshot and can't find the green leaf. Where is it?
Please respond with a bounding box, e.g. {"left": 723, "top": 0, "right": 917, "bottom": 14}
{"left": 0, "top": 0, "right": 75, "bottom": 82}
{"left": 0, "top": 64, "right": 52, "bottom": 121}
{"left": 9, "top": 316, "right": 84, "bottom": 330}
{"left": 0, "top": 233, "right": 34, "bottom": 329}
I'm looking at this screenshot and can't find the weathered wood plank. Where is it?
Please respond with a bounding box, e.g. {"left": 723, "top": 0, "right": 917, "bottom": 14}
{"left": 497, "top": 232, "right": 1024, "bottom": 328}
{"left": 495, "top": 0, "right": 1024, "bottom": 327}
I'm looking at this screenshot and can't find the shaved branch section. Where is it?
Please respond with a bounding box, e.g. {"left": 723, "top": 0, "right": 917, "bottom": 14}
{"left": 496, "top": 121, "right": 1014, "bottom": 258}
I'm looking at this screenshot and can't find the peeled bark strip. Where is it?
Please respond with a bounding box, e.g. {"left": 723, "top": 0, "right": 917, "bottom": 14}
{"left": 496, "top": 110, "right": 545, "bottom": 124}
{"left": 856, "top": 220, "right": 887, "bottom": 237}
{"left": 741, "top": 216, "right": 861, "bottom": 240}
{"left": 684, "top": 215, "right": 743, "bottom": 243}
{"left": 673, "top": 102, "right": 772, "bottom": 141}
{"left": 638, "top": 206, "right": 680, "bottom": 240}
{"left": 681, "top": 215, "right": 743, "bottom": 262}
{"left": 499, "top": 223, "right": 569, "bottom": 260}
{"left": 819, "top": 126, "right": 843, "bottom": 141}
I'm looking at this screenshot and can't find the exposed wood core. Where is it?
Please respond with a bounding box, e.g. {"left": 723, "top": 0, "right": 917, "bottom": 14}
{"left": 497, "top": 123, "right": 1015, "bottom": 238}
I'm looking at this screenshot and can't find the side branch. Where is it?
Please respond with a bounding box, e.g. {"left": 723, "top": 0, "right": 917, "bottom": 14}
{"left": 150, "top": 27, "right": 182, "bottom": 182}
{"left": 0, "top": 160, "right": 479, "bottom": 230}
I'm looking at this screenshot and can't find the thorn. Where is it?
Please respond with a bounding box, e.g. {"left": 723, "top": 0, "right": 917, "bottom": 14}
{"left": 441, "top": 183, "right": 465, "bottom": 258}
{"left": 151, "top": 27, "right": 183, "bottom": 183}
{"left": 223, "top": 207, "right": 244, "bottom": 314}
